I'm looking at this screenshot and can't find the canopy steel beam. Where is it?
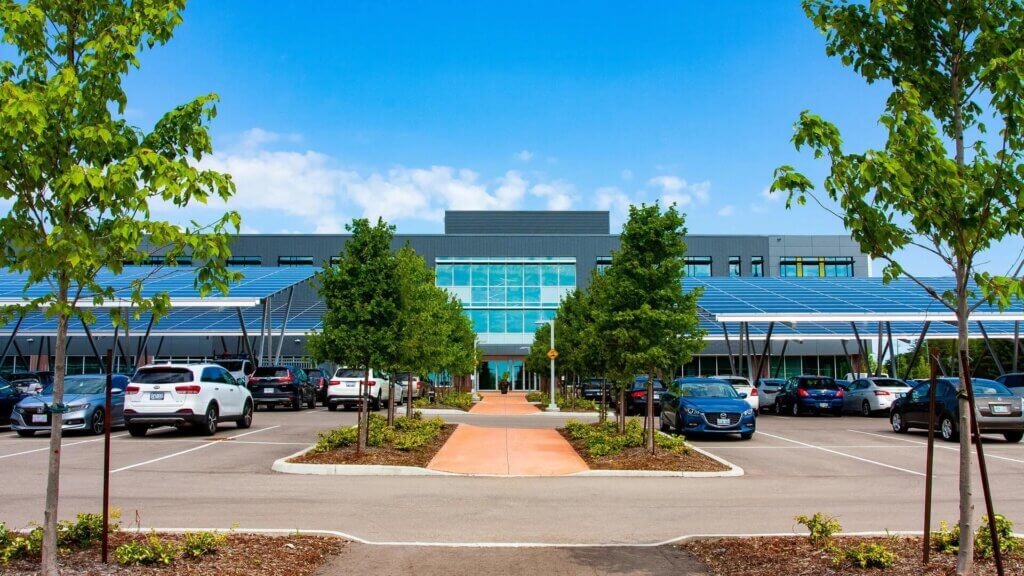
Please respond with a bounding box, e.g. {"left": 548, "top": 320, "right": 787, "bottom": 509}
{"left": 0, "top": 313, "right": 24, "bottom": 370}
{"left": 136, "top": 315, "right": 156, "bottom": 365}
{"left": 773, "top": 340, "right": 789, "bottom": 378}
{"left": 154, "top": 336, "right": 165, "bottom": 359}
{"left": 11, "top": 339, "right": 28, "bottom": 372}
{"left": 81, "top": 317, "right": 106, "bottom": 372}
{"left": 902, "top": 321, "right": 931, "bottom": 381}
{"left": 236, "top": 307, "right": 256, "bottom": 368}
{"left": 1014, "top": 321, "right": 1019, "bottom": 373}
{"left": 886, "top": 322, "right": 897, "bottom": 379}
{"left": 851, "top": 322, "right": 868, "bottom": 375}
{"left": 977, "top": 321, "right": 1005, "bottom": 376}
{"left": 274, "top": 286, "right": 295, "bottom": 364}
{"left": 840, "top": 339, "right": 855, "bottom": 377}
{"left": 754, "top": 321, "right": 775, "bottom": 383}
{"left": 257, "top": 298, "right": 270, "bottom": 366}
{"left": 721, "top": 323, "right": 738, "bottom": 375}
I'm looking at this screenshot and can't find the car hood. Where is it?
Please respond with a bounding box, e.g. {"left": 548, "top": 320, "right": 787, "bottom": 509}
{"left": 17, "top": 393, "right": 100, "bottom": 408}
{"left": 682, "top": 398, "right": 750, "bottom": 412}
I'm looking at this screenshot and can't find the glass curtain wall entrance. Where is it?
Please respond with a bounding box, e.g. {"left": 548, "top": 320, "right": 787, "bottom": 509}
{"left": 477, "top": 359, "right": 538, "bottom": 391}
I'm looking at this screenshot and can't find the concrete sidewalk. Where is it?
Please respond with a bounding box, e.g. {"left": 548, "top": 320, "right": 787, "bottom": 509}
{"left": 427, "top": 424, "right": 589, "bottom": 475}
{"left": 317, "top": 544, "right": 710, "bottom": 576}
{"left": 469, "top": 391, "right": 541, "bottom": 415}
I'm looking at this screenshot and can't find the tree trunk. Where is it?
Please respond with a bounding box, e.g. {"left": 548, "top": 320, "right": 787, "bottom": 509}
{"left": 618, "top": 386, "right": 626, "bottom": 433}
{"left": 955, "top": 287, "right": 975, "bottom": 575}
{"left": 646, "top": 375, "right": 655, "bottom": 453}
{"left": 406, "top": 373, "right": 414, "bottom": 418}
{"left": 387, "top": 380, "right": 395, "bottom": 426}
{"left": 599, "top": 380, "right": 607, "bottom": 424}
{"left": 356, "top": 368, "right": 367, "bottom": 453}
{"left": 41, "top": 298, "right": 69, "bottom": 576}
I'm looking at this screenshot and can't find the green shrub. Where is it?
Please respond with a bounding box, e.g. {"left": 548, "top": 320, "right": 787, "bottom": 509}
{"left": 312, "top": 413, "right": 445, "bottom": 453}
{"left": 795, "top": 513, "right": 842, "bottom": 546}
{"left": 562, "top": 418, "right": 687, "bottom": 458}
{"left": 57, "top": 509, "right": 120, "bottom": 548}
{"left": 311, "top": 426, "right": 358, "bottom": 453}
{"left": 975, "top": 515, "right": 1024, "bottom": 559}
{"left": 114, "top": 533, "right": 178, "bottom": 566}
{"left": 555, "top": 396, "right": 597, "bottom": 411}
{"left": 525, "top": 391, "right": 546, "bottom": 403}
{"left": 0, "top": 522, "right": 38, "bottom": 565}
{"left": 436, "top": 391, "right": 474, "bottom": 410}
{"left": 931, "top": 520, "right": 960, "bottom": 554}
{"left": 182, "top": 530, "right": 227, "bottom": 558}
{"left": 843, "top": 542, "right": 897, "bottom": 568}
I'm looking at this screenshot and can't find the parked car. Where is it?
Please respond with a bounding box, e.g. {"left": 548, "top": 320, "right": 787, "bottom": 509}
{"left": 754, "top": 378, "right": 785, "bottom": 412}
{"left": 580, "top": 378, "right": 610, "bottom": 402}
{"left": 774, "top": 375, "right": 844, "bottom": 416}
{"left": 248, "top": 365, "right": 316, "bottom": 411}
{"left": 890, "top": 377, "right": 1024, "bottom": 443}
{"left": 124, "top": 363, "right": 253, "bottom": 437}
{"left": 7, "top": 371, "right": 54, "bottom": 394}
{"left": 11, "top": 374, "right": 129, "bottom": 437}
{"left": 326, "top": 368, "right": 392, "bottom": 411}
{"left": 623, "top": 377, "right": 665, "bottom": 416}
{"left": 843, "top": 377, "right": 912, "bottom": 416}
{"left": 661, "top": 378, "right": 755, "bottom": 439}
{"left": 995, "top": 373, "right": 1024, "bottom": 396}
{"left": 0, "top": 377, "right": 27, "bottom": 426}
{"left": 212, "top": 359, "right": 255, "bottom": 385}
{"left": 306, "top": 368, "right": 329, "bottom": 405}
{"left": 711, "top": 375, "right": 759, "bottom": 412}
{"left": 394, "top": 373, "right": 426, "bottom": 401}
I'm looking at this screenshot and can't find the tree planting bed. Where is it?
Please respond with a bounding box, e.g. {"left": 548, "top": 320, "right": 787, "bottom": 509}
{"left": 558, "top": 420, "right": 730, "bottom": 472}
{"left": 289, "top": 423, "right": 456, "bottom": 467}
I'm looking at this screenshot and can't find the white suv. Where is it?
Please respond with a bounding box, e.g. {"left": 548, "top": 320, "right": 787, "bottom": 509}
{"left": 326, "top": 368, "right": 393, "bottom": 412}
{"left": 124, "top": 363, "right": 254, "bottom": 437}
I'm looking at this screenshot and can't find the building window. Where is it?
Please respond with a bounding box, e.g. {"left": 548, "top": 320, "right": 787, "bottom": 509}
{"left": 278, "top": 256, "right": 314, "bottom": 266}
{"left": 728, "top": 256, "right": 741, "bottom": 277}
{"left": 684, "top": 257, "right": 712, "bottom": 278}
{"left": 132, "top": 255, "right": 192, "bottom": 266}
{"left": 596, "top": 256, "right": 612, "bottom": 274}
{"left": 779, "top": 257, "right": 854, "bottom": 278}
{"left": 751, "top": 256, "right": 764, "bottom": 277}
{"left": 227, "top": 256, "right": 262, "bottom": 266}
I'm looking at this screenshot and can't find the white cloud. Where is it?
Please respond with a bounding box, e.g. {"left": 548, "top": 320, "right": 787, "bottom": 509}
{"left": 750, "top": 186, "right": 782, "bottom": 214}
{"left": 595, "top": 186, "right": 633, "bottom": 226}
{"left": 514, "top": 150, "right": 534, "bottom": 162}
{"left": 530, "top": 180, "right": 575, "bottom": 210}
{"left": 647, "top": 176, "right": 711, "bottom": 209}
{"left": 760, "top": 186, "right": 781, "bottom": 202}
{"left": 238, "top": 128, "right": 302, "bottom": 151}
{"left": 647, "top": 175, "right": 684, "bottom": 193}
{"left": 717, "top": 205, "right": 735, "bottom": 217}
{"left": 620, "top": 169, "right": 633, "bottom": 181}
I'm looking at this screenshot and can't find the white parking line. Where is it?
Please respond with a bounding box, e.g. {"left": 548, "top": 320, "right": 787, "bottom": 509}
{"left": 757, "top": 431, "right": 924, "bottom": 476}
{"left": 847, "top": 429, "right": 1024, "bottom": 465}
{"left": 0, "top": 434, "right": 129, "bottom": 460}
{"left": 698, "top": 444, "right": 915, "bottom": 450}
{"left": 111, "top": 426, "right": 280, "bottom": 474}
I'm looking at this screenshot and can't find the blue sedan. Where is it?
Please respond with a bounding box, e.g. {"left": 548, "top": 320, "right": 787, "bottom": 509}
{"left": 660, "top": 377, "right": 756, "bottom": 439}
{"left": 11, "top": 374, "right": 129, "bottom": 437}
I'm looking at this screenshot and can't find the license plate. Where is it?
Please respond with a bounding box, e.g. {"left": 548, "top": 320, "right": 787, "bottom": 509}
{"left": 992, "top": 404, "right": 1010, "bottom": 414}
{"left": 819, "top": 402, "right": 829, "bottom": 408}
{"left": 345, "top": 383, "right": 355, "bottom": 388}
{"left": 263, "top": 387, "right": 275, "bottom": 395}
{"left": 717, "top": 417, "right": 731, "bottom": 426}
{"left": 150, "top": 392, "right": 164, "bottom": 401}
{"left": 32, "top": 414, "right": 47, "bottom": 424}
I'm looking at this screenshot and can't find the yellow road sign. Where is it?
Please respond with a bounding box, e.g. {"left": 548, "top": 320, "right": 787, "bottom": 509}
{"left": 547, "top": 349, "right": 558, "bottom": 360}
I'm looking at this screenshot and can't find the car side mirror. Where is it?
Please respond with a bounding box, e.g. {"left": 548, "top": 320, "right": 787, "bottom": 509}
{"left": 738, "top": 393, "right": 748, "bottom": 399}
{"left": 111, "top": 388, "right": 123, "bottom": 394}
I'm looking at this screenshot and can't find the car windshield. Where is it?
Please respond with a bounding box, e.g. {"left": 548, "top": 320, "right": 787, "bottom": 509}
{"left": 760, "top": 380, "right": 784, "bottom": 386}
{"left": 873, "top": 379, "right": 907, "bottom": 388}
{"left": 632, "top": 380, "right": 665, "bottom": 390}
{"left": 335, "top": 368, "right": 365, "bottom": 378}
{"left": 253, "top": 367, "right": 289, "bottom": 378}
{"left": 677, "top": 382, "right": 739, "bottom": 398}
{"left": 973, "top": 380, "right": 1013, "bottom": 395}
{"left": 799, "top": 378, "right": 838, "bottom": 390}
{"left": 133, "top": 368, "right": 193, "bottom": 384}
{"left": 43, "top": 377, "right": 106, "bottom": 395}
{"left": 10, "top": 375, "right": 40, "bottom": 384}
{"left": 307, "top": 370, "right": 324, "bottom": 378}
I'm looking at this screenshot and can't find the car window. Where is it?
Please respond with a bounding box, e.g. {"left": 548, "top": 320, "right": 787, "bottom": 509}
{"left": 133, "top": 368, "right": 193, "bottom": 384}
{"left": 676, "top": 382, "right": 739, "bottom": 398}
{"left": 254, "top": 367, "right": 289, "bottom": 378}
{"left": 873, "top": 379, "right": 907, "bottom": 388}
{"left": 219, "top": 369, "right": 237, "bottom": 385}
{"left": 43, "top": 377, "right": 107, "bottom": 395}
{"left": 1000, "top": 374, "right": 1024, "bottom": 388}
{"left": 0, "top": 383, "right": 15, "bottom": 394}
{"left": 799, "top": 377, "right": 839, "bottom": 390}
{"left": 910, "top": 384, "right": 930, "bottom": 400}
{"left": 200, "top": 367, "right": 222, "bottom": 383}
{"left": 974, "top": 380, "right": 1012, "bottom": 395}
{"left": 214, "top": 360, "right": 246, "bottom": 372}
{"left": 334, "top": 368, "right": 364, "bottom": 378}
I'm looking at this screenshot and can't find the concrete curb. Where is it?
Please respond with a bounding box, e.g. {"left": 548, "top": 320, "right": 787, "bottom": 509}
{"left": 416, "top": 408, "right": 471, "bottom": 415}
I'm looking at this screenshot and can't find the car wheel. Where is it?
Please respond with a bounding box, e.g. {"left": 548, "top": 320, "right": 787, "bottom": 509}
{"left": 773, "top": 401, "right": 782, "bottom": 415}
{"left": 940, "top": 415, "right": 958, "bottom": 442}
{"left": 89, "top": 409, "right": 105, "bottom": 435}
{"left": 237, "top": 401, "right": 253, "bottom": 429}
{"left": 372, "top": 394, "right": 382, "bottom": 411}
{"left": 791, "top": 402, "right": 800, "bottom": 417}
{"left": 327, "top": 403, "right": 337, "bottom": 412}
{"left": 266, "top": 404, "right": 274, "bottom": 411}
{"left": 307, "top": 393, "right": 316, "bottom": 410}
{"left": 740, "top": 432, "right": 753, "bottom": 440}
{"left": 891, "top": 411, "right": 908, "bottom": 433}
{"left": 291, "top": 395, "right": 302, "bottom": 411}
{"left": 127, "top": 424, "right": 148, "bottom": 437}
{"left": 659, "top": 412, "right": 670, "bottom": 433}
{"left": 198, "top": 404, "right": 218, "bottom": 436}
{"left": 861, "top": 401, "right": 872, "bottom": 417}
{"left": 1004, "top": 431, "right": 1024, "bottom": 443}
{"left": 16, "top": 430, "right": 34, "bottom": 438}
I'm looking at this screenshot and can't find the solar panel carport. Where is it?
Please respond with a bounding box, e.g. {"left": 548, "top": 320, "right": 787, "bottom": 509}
{"left": 0, "top": 266, "right": 318, "bottom": 372}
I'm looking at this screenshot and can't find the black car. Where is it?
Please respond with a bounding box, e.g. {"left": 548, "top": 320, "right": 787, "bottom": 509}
{"left": 623, "top": 377, "right": 665, "bottom": 416}
{"left": 890, "top": 377, "right": 1024, "bottom": 443}
{"left": 995, "top": 373, "right": 1024, "bottom": 396}
{"left": 774, "top": 375, "right": 844, "bottom": 416}
{"left": 248, "top": 365, "right": 316, "bottom": 411}
{"left": 7, "top": 371, "right": 54, "bottom": 394}
{"left": 307, "top": 368, "right": 329, "bottom": 404}
{"left": 0, "top": 377, "right": 27, "bottom": 425}
{"left": 580, "top": 378, "right": 610, "bottom": 402}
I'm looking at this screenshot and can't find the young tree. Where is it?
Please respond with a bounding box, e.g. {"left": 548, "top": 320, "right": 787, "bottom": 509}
{"left": 0, "top": 3, "right": 239, "bottom": 573}
{"left": 772, "top": 3, "right": 1024, "bottom": 572}
{"left": 594, "top": 203, "right": 705, "bottom": 452}
{"left": 308, "top": 218, "right": 400, "bottom": 452}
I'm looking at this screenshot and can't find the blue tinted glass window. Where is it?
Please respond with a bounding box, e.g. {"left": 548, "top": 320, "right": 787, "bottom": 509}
{"left": 488, "top": 287, "right": 504, "bottom": 305}
{"left": 470, "top": 310, "right": 488, "bottom": 333}
{"left": 524, "top": 266, "right": 541, "bottom": 286}
{"left": 471, "top": 265, "right": 488, "bottom": 287}
{"left": 684, "top": 257, "right": 712, "bottom": 277}
{"left": 453, "top": 265, "right": 471, "bottom": 285}
{"left": 471, "top": 287, "right": 488, "bottom": 305}
{"left": 489, "top": 265, "right": 506, "bottom": 287}
{"left": 506, "top": 286, "right": 523, "bottom": 305}
{"left": 524, "top": 309, "right": 543, "bottom": 328}
{"left": 541, "top": 265, "right": 559, "bottom": 286}
{"left": 506, "top": 310, "right": 524, "bottom": 333}
{"left": 435, "top": 265, "right": 453, "bottom": 286}
{"left": 558, "top": 265, "right": 575, "bottom": 286}
{"left": 506, "top": 265, "right": 523, "bottom": 286}
{"left": 541, "top": 309, "right": 556, "bottom": 322}
{"left": 488, "top": 310, "right": 506, "bottom": 333}
{"left": 524, "top": 287, "right": 541, "bottom": 305}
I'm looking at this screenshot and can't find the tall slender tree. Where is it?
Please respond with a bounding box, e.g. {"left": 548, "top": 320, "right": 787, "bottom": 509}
{"left": 772, "top": 3, "right": 1024, "bottom": 573}
{"left": 0, "top": 2, "right": 239, "bottom": 573}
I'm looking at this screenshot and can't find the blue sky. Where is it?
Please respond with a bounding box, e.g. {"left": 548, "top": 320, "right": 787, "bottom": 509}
{"left": 108, "top": 2, "right": 1015, "bottom": 275}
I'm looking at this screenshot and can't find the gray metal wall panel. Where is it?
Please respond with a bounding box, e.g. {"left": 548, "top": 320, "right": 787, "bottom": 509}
{"left": 445, "top": 211, "right": 609, "bottom": 235}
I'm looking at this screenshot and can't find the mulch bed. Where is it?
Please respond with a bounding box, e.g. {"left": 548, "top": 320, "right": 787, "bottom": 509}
{"left": 5, "top": 533, "right": 344, "bottom": 576}
{"left": 415, "top": 403, "right": 471, "bottom": 411}
{"left": 558, "top": 429, "right": 730, "bottom": 472}
{"left": 288, "top": 424, "right": 456, "bottom": 467}
{"left": 683, "top": 535, "right": 1024, "bottom": 576}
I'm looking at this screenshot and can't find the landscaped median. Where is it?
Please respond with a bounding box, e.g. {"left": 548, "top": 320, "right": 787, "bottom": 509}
{"left": 560, "top": 419, "right": 731, "bottom": 474}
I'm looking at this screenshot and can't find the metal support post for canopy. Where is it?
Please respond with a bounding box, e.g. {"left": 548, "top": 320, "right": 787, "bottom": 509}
{"left": 753, "top": 322, "right": 775, "bottom": 383}
{"left": 136, "top": 315, "right": 155, "bottom": 366}
{"left": 81, "top": 317, "right": 106, "bottom": 372}
{"left": 11, "top": 339, "right": 28, "bottom": 372}
{"left": 977, "top": 321, "right": 1005, "bottom": 376}
{"left": 773, "top": 340, "right": 789, "bottom": 378}
{"left": 236, "top": 307, "right": 257, "bottom": 368}
{"left": 116, "top": 337, "right": 131, "bottom": 372}
{"left": 1015, "top": 321, "right": 1020, "bottom": 373}
{"left": 154, "top": 336, "right": 165, "bottom": 360}
{"left": 886, "top": 322, "right": 897, "bottom": 378}
{"left": 850, "top": 322, "right": 868, "bottom": 375}
{"left": 36, "top": 336, "right": 45, "bottom": 369}
{"left": 902, "top": 321, "right": 931, "bottom": 381}
{"left": 744, "top": 323, "right": 755, "bottom": 379}
{"left": 875, "top": 322, "right": 885, "bottom": 377}
{"left": 257, "top": 298, "right": 269, "bottom": 366}
{"left": 0, "top": 313, "right": 24, "bottom": 370}
{"left": 840, "top": 340, "right": 855, "bottom": 378}
{"left": 722, "top": 323, "right": 738, "bottom": 375}
{"left": 274, "top": 286, "right": 295, "bottom": 364}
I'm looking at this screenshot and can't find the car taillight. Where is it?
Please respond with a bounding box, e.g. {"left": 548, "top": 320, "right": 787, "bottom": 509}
{"left": 874, "top": 390, "right": 890, "bottom": 396}
{"left": 175, "top": 385, "right": 201, "bottom": 394}
{"left": 797, "top": 388, "right": 809, "bottom": 397}
{"left": 749, "top": 387, "right": 758, "bottom": 396}
{"left": 329, "top": 379, "right": 341, "bottom": 386}
{"left": 277, "top": 376, "right": 293, "bottom": 383}
{"left": 365, "top": 380, "right": 376, "bottom": 387}
{"left": 125, "top": 385, "right": 140, "bottom": 393}
{"left": 124, "top": 409, "right": 137, "bottom": 414}
{"left": 836, "top": 389, "right": 844, "bottom": 398}
{"left": 631, "top": 390, "right": 645, "bottom": 398}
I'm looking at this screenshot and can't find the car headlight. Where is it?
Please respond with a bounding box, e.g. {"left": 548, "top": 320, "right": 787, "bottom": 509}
{"left": 742, "top": 408, "right": 754, "bottom": 416}
{"left": 68, "top": 402, "right": 90, "bottom": 411}
{"left": 683, "top": 407, "right": 701, "bottom": 415}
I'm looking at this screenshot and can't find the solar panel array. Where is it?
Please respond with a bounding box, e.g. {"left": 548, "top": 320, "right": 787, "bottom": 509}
{"left": 0, "top": 266, "right": 317, "bottom": 302}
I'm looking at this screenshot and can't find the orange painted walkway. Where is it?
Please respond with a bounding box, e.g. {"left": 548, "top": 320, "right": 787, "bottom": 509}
{"left": 468, "top": 391, "right": 541, "bottom": 415}
{"left": 427, "top": 424, "right": 589, "bottom": 476}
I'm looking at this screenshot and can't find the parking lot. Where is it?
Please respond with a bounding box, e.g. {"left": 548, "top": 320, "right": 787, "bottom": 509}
{"left": 1, "top": 407, "right": 1023, "bottom": 545}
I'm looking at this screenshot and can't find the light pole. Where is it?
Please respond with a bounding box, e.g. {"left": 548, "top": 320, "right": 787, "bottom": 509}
{"left": 535, "top": 319, "right": 558, "bottom": 412}
{"left": 519, "top": 346, "right": 531, "bottom": 392}
{"left": 472, "top": 337, "right": 480, "bottom": 401}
